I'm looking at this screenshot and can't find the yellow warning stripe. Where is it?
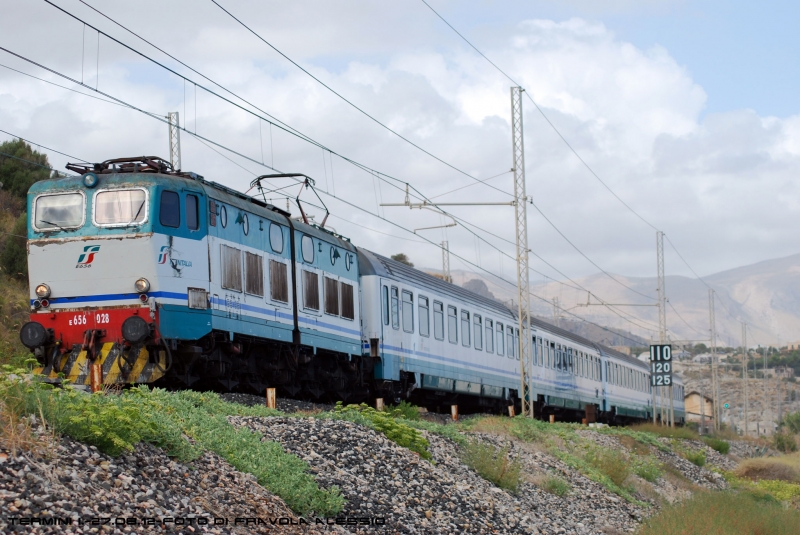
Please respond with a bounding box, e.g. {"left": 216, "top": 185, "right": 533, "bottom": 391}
{"left": 127, "top": 347, "right": 149, "bottom": 384}
{"left": 34, "top": 344, "right": 166, "bottom": 386}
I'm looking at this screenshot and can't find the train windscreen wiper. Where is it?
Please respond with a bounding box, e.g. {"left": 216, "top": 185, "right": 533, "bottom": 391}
{"left": 126, "top": 201, "right": 146, "bottom": 226}
{"left": 39, "top": 219, "right": 67, "bottom": 232}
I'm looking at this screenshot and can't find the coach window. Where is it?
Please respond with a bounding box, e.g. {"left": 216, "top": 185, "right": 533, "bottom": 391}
{"left": 433, "top": 301, "right": 444, "bottom": 340}
{"left": 447, "top": 306, "right": 458, "bottom": 344}
{"left": 568, "top": 348, "right": 574, "bottom": 374}
{"left": 93, "top": 189, "right": 146, "bottom": 227}
{"left": 220, "top": 244, "right": 243, "bottom": 292}
{"left": 269, "top": 223, "right": 284, "bottom": 254}
{"left": 341, "top": 282, "right": 355, "bottom": 320}
{"left": 473, "top": 315, "right": 482, "bottom": 350}
{"left": 402, "top": 291, "right": 414, "bottom": 333}
{"left": 506, "top": 328, "right": 515, "bottom": 359}
{"left": 496, "top": 323, "right": 504, "bottom": 356}
{"left": 186, "top": 194, "right": 199, "bottom": 230}
{"left": 391, "top": 287, "right": 400, "bottom": 330}
{"left": 538, "top": 338, "right": 544, "bottom": 367}
{"left": 515, "top": 329, "right": 520, "bottom": 360}
{"left": 303, "top": 271, "right": 320, "bottom": 310}
{"left": 461, "top": 311, "right": 471, "bottom": 347}
{"left": 160, "top": 190, "right": 180, "bottom": 228}
{"left": 485, "top": 319, "right": 494, "bottom": 353}
{"left": 324, "top": 277, "right": 340, "bottom": 316}
{"left": 382, "top": 286, "right": 389, "bottom": 325}
{"left": 418, "top": 296, "right": 430, "bottom": 337}
{"left": 301, "top": 235, "right": 314, "bottom": 263}
{"left": 269, "top": 260, "right": 289, "bottom": 303}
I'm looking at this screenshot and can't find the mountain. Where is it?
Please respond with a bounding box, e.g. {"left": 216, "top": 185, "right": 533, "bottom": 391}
{"left": 426, "top": 252, "right": 800, "bottom": 348}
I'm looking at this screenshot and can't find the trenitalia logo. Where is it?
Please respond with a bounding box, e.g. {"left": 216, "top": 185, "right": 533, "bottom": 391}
{"left": 157, "top": 246, "right": 169, "bottom": 264}
{"left": 76, "top": 245, "right": 100, "bottom": 268}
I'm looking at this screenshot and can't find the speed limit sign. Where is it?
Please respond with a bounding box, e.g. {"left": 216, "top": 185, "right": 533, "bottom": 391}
{"left": 650, "top": 344, "right": 673, "bottom": 386}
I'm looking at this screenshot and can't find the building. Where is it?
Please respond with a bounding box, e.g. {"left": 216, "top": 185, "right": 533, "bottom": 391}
{"left": 786, "top": 342, "right": 800, "bottom": 351}
{"left": 684, "top": 391, "right": 714, "bottom": 427}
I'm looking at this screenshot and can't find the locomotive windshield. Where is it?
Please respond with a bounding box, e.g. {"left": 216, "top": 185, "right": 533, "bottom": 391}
{"left": 94, "top": 188, "right": 148, "bottom": 226}
{"left": 33, "top": 192, "right": 85, "bottom": 231}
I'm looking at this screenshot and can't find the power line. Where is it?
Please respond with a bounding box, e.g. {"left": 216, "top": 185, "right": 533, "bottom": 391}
{"left": 0, "top": 149, "right": 72, "bottom": 175}
{"left": 0, "top": 62, "right": 125, "bottom": 109}
{"left": 0, "top": 128, "right": 88, "bottom": 163}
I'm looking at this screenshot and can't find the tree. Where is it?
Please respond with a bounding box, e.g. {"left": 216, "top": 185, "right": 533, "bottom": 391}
{"left": 0, "top": 212, "right": 28, "bottom": 280}
{"left": 391, "top": 253, "right": 413, "bottom": 267}
{"left": 0, "top": 139, "right": 51, "bottom": 199}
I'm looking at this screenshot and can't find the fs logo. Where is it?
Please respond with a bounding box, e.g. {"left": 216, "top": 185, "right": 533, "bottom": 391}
{"left": 157, "top": 246, "right": 170, "bottom": 264}
{"left": 76, "top": 245, "right": 100, "bottom": 268}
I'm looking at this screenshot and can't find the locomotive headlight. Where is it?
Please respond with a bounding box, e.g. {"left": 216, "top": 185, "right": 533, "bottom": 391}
{"left": 35, "top": 283, "right": 51, "bottom": 299}
{"left": 134, "top": 278, "right": 150, "bottom": 293}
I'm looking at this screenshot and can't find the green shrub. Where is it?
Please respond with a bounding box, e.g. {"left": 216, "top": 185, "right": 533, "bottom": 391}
{"left": 780, "top": 411, "right": 800, "bottom": 434}
{"left": 461, "top": 441, "right": 521, "bottom": 493}
{"left": 400, "top": 417, "right": 466, "bottom": 446}
{"left": 639, "top": 491, "right": 800, "bottom": 535}
{"left": 541, "top": 475, "right": 570, "bottom": 496}
{"left": 585, "top": 447, "right": 630, "bottom": 486}
{"left": 0, "top": 212, "right": 28, "bottom": 280}
{"left": 684, "top": 449, "right": 706, "bottom": 467}
{"left": 773, "top": 432, "right": 798, "bottom": 453}
{"left": 633, "top": 457, "right": 663, "bottom": 483}
{"left": 703, "top": 437, "right": 731, "bottom": 455}
{"left": 385, "top": 400, "right": 421, "bottom": 421}
{"left": 332, "top": 402, "right": 431, "bottom": 459}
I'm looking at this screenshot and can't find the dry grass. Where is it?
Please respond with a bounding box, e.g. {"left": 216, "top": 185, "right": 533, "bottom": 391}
{"left": 630, "top": 422, "right": 699, "bottom": 440}
{"left": 0, "top": 400, "right": 55, "bottom": 458}
{"left": 736, "top": 455, "right": 800, "bottom": 483}
{"left": 619, "top": 435, "right": 652, "bottom": 456}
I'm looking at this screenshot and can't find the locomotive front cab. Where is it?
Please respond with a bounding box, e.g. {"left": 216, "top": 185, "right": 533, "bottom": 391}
{"left": 22, "top": 158, "right": 207, "bottom": 388}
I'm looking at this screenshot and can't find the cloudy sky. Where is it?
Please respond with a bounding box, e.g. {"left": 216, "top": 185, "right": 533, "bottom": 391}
{"left": 2, "top": 0, "right": 799, "bottom": 304}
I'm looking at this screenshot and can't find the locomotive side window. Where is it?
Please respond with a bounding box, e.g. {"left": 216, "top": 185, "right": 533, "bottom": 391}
{"left": 506, "top": 328, "right": 514, "bottom": 359}
{"left": 94, "top": 189, "right": 147, "bottom": 226}
{"left": 485, "top": 319, "right": 494, "bottom": 353}
{"left": 324, "top": 277, "right": 339, "bottom": 316}
{"left": 473, "top": 315, "right": 482, "bottom": 350}
{"left": 382, "top": 286, "right": 389, "bottom": 325}
{"left": 186, "top": 194, "right": 199, "bottom": 230}
{"left": 34, "top": 192, "right": 85, "bottom": 231}
{"left": 220, "top": 245, "right": 243, "bottom": 292}
{"left": 433, "top": 301, "right": 444, "bottom": 340}
{"left": 303, "top": 271, "right": 320, "bottom": 310}
{"left": 341, "top": 282, "right": 355, "bottom": 320}
{"left": 160, "top": 190, "right": 180, "bottom": 228}
{"left": 269, "top": 223, "right": 284, "bottom": 254}
{"left": 269, "top": 260, "right": 289, "bottom": 302}
{"left": 244, "top": 252, "right": 264, "bottom": 297}
{"left": 402, "top": 291, "right": 414, "bottom": 333}
{"left": 390, "top": 287, "right": 399, "bottom": 330}
{"left": 447, "top": 306, "right": 457, "bottom": 344}
{"left": 496, "top": 323, "right": 504, "bottom": 356}
{"left": 301, "top": 235, "right": 314, "bottom": 263}
{"left": 461, "top": 310, "right": 470, "bottom": 347}
{"left": 418, "top": 296, "right": 430, "bottom": 337}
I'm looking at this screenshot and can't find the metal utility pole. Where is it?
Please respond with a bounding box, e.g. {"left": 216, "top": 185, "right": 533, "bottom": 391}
{"left": 655, "top": 231, "right": 673, "bottom": 427}
{"left": 763, "top": 346, "right": 768, "bottom": 425}
{"left": 709, "top": 289, "right": 719, "bottom": 431}
{"left": 441, "top": 241, "right": 451, "bottom": 283}
{"left": 742, "top": 323, "right": 749, "bottom": 437}
{"left": 511, "top": 86, "right": 533, "bottom": 418}
{"left": 167, "top": 112, "right": 181, "bottom": 171}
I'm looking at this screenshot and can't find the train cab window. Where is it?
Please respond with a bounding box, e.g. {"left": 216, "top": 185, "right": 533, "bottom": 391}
{"left": 496, "top": 323, "right": 504, "bottom": 356}
{"left": 186, "top": 194, "right": 199, "bottom": 230}
{"left": 301, "top": 235, "right": 314, "bottom": 263}
{"left": 341, "top": 282, "right": 355, "bottom": 320}
{"left": 269, "top": 260, "right": 289, "bottom": 302}
{"left": 324, "top": 277, "right": 340, "bottom": 316}
{"left": 447, "top": 306, "right": 458, "bottom": 344}
{"left": 485, "top": 319, "right": 494, "bottom": 353}
{"left": 461, "top": 311, "right": 471, "bottom": 347}
{"left": 93, "top": 189, "right": 146, "bottom": 227}
{"left": 506, "top": 328, "right": 515, "bottom": 359}
{"left": 419, "top": 296, "right": 430, "bottom": 337}
{"left": 160, "top": 190, "right": 180, "bottom": 228}
{"left": 402, "top": 291, "right": 414, "bottom": 333}
{"left": 34, "top": 191, "right": 85, "bottom": 231}
{"left": 433, "top": 301, "right": 444, "bottom": 340}
{"left": 269, "top": 223, "right": 284, "bottom": 254}
{"left": 391, "top": 287, "right": 400, "bottom": 330}
{"left": 244, "top": 252, "right": 264, "bottom": 297}
{"left": 303, "top": 271, "right": 320, "bottom": 310}
{"left": 382, "top": 286, "right": 389, "bottom": 325}
{"left": 220, "top": 245, "right": 243, "bottom": 292}
{"left": 474, "top": 315, "right": 482, "bottom": 350}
